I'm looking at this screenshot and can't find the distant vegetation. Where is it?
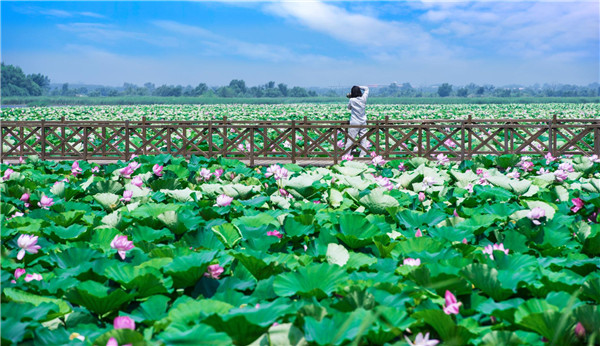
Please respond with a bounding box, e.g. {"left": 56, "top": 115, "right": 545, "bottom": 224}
{"left": 1, "top": 63, "right": 598, "bottom": 106}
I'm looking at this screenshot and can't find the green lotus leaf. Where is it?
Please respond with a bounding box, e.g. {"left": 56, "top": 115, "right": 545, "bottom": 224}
{"left": 328, "top": 188, "right": 344, "bottom": 208}
{"left": 88, "top": 180, "right": 124, "bottom": 194}
{"left": 130, "top": 294, "right": 171, "bottom": 324}
{"left": 93, "top": 329, "right": 145, "bottom": 346}
{"left": 335, "top": 212, "right": 381, "bottom": 248}
{"left": 163, "top": 250, "right": 217, "bottom": 288}
{"left": 65, "top": 280, "right": 134, "bottom": 316}
{"left": 283, "top": 174, "right": 323, "bottom": 199}
{"left": 461, "top": 264, "right": 514, "bottom": 301}
{"left": 105, "top": 264, "right": 173, "bottom": 297}
{"left": 411, "top": 309, "right": 475, "bottom": 345}
{"left": 129, "top": 202, "right": 180, "bottom": 219}
{"left": 273, "top": 263, "right": 348, "bottom": 299}
{"left": 514, "top": 299, "right": 576, "bottom": 344}
{"left": 212, "top": 223, "right": 243, "bottom": 249}
{"left": 45, "top": 223, "right": 88, "bottom": 240}
{"left": 2, "top": 288, "right": 70, "bottom": 321}
{"left": 160, "top": 187, "right": 201, "bottom": 202}
{"left": 359, "top": 187, "right": 400, "bottom": 214}
{"left": 1, "top": 318, "right": 29, "bottom": 345}
{"left": 326, "top": 243, "right": 349, "bottom": 266}
{"left": 93, "top": 192, "right": 120, "bottom": 211}
{"left": 158, "top": 323, "right": 232, "bottom": 345}
{"left": 395, "top": 208, "right": 447, "bottom": 229}
{"left": 303, "top": 309, "right": 371, "bottom": 345}
{"left": 231, "top": 250, "right": 284, "bottom": 280}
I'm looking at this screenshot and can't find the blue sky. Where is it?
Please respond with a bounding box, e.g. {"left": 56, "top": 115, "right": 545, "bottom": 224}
{"left": 2, "top": 1, "right": 598, "bottom": 87}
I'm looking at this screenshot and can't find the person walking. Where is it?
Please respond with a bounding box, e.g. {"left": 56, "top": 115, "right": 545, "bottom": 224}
{"left": 344, "top": 85, "right": 370, "bottom": 157}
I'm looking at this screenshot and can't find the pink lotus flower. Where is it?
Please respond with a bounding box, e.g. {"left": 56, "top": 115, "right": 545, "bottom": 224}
{"left": 415, "top": 229, "right": 423, "bottom": 237}
{"left": 506, "top": 171, "right": 520, "bottom": 179}
{"left": 24, "top": 273, "right": 42, "bottom": 282}
{"left": 462, "top": 238, "right": 468, "bottom": 244}
{"left": 71, "top": 161, "right": 83, "bottom": 176}
{"left": 204, "top": 264, "right": 224, "bottom": 279}
{"left": 443, "top": 290, "right": 462, "bottom": 315}
{"left": 374, "top": 176, "right": 394, "bottom": 190}
{"left": 476, "top": 168, "right": 484, "bottom": 175}
{"left": 17, "top": 234, "right": 41, "bottom": 260}
{"left": 342, "top": 154, "right": 354, "bottom": 161}
{"left": 215, "top": 194, "right": 233, "bottom": 207}
{"left": 265, "top": 164, "right": 288, "bottom": 180}
{"left": 518, "top": 160, "right": 534, "bottom": 172}
{"left": 20, "top": 193, "right": 30, "bottom": 207}
{"left": 214, "top": 168, "right": 224, "bottom": 180}
{"left": 372, "top": 155, "right": 386, "bottom": 166}
{"left": 11, "top": 268, "right": 26, "bottom": 283}
{"left": 119, "top": 166, "right": 134, "bottom": 178}
{"left": 121, "top": 190, "right": 133, "bottom": 203}
{"left": 482, "top": 243, "right": 509, "bottom": 260}
{"left": 19, "top": 156, "right": 25, "bottom": 164}
{"left": 405, "top": 332, "right": 439, "bottom": 346}
{"left": 527, "top": 207, "right": 545, "bottom": 225}
{"left": 92, "top": 166, "right": 100, "bottom": 173}
{"left": 398, "top": 163, "right": 406, "bottom": 172}
{"left": 237, "top": 142, "right": 250, "bottom": 152}
{"left": 575, "top": 322, "right": 585, "bottom": 339}
{"left": 465, "top": 183, "right": 474, "bottom": 193}
{"left": 131, "top": 176, "right": 143, "bottom": 187}
{"left": 571, "top": 198, "right": 584, "bottom": 213}
{"left": 337, "top": 140, "right": 345, "bottom": 148}
{"left": 558, "top": 162, "right": 574, "bottom": 173}
{"left": 537, "top": 168, "right": 550, "bottom": 175}
{"left": 3, "top": 168, "right": 14, "bottom": 180}
{"left": 554, "top": 169, "right": 568, "bottom": 182}
{"left": 444, "top": 139, "right": 457, "bottom": 149}
{"left": 545, "top": 152, "right": 556, "bottom": 164}
{"left": 153, "top": 164, "right": 163, "bottom": 176}
{"left": 589, "top": 154, "right": 600, "bottom": 163}
{"left": 418, "top": 192, "right": 426, "bottom": 202}
{"left": 113, "top": 316, "right": 135, "bottom": 330}
{"left": 199, "top": 168, "right": 213, "bottom": 181}
{"left": 422, "top": 177, "right": 436, "bottom": 188}
{"left": 110, "top": 235, "right": 134, "bottom": 260}
{"left": 436, "top": 153, "right": 449, "bottom": 166}
{"left": 8, "top": 212, "right": 24, "bottom": 219}
{"left": 279, "top": 188, "right": 292, "bottom": 198}
{"left": 403, "top": 258, "right": 421, "bottom": 266}
{"left": 267, "top": 230, "right": 283, "bottom": 239}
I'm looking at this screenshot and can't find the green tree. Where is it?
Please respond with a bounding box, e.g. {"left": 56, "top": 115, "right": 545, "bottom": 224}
{"left": 289, "top": 86, "right": 308, "bottom": 97}
{"left": 457, "top": 88, "right": 468, "bottom": 97}
{"left": 437, "top": 83, "right": 452, "bottom": 97}
{"left": 278, "top": 83, "right": 288, "bottom": 97}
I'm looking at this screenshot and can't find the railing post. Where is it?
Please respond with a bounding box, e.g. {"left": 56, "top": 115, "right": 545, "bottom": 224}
{"left": 460, "top": 118, "right": 466, "bottom": 161}
{"left": 333, "top": 125, "right": 338, "bottom": 165}
{"left": 142, "top": 116, "right": 147, "bottom": 155}
{"left": 249, "top": 126, "right": 255, "bottom": 166}
{"left": 41, "top": 120, "right": 46, "bottom": 161}
{"left": 417, "top": 123, "right": 423, "bottom": 157}
{"left": 61, "top": 116, "right": 65, "bottom": 158}
{"left": 291, "top": 120, "right": 296, "bottom": 164}
{"left": 550, "top": 114, "right": 557, "bottom": 157}
{"left": 504, "top": 122, "right": 509, "bottom": 155}
{"left": 83, "top": 126, "right": 89, "bottom": 161}
{"left": 125, "top": 121, "right": 130, "bottom": 161}
{"left": 375, "top": 120, "right": 380, "bottom": 157}
{"left": 595, "top": 119, "right": 600, "bottom": 156}
{"left": 208, "top": 120, "right": 213, "bottom": 158}
{"left": 223, "top": 116, "right": 228, "bottom": 156}
{"left": 303, "top": 116, "right": 308, "bottom": 157}
{"left": 167, "top": 126, "right": 172, "bottom": 156}
{"left": 19, "top": 123, "right": 24, "bottom": 158}
{"left": 384, "top": 116, "right": 389, "bottom": 160}
{"left": 467, "top": 114, "right": 473, "bottom": 158}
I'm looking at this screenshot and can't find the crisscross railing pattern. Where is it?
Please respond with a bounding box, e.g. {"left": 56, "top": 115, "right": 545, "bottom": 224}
{"left": 2, "top": 116, "right": 599, "bottom": 164}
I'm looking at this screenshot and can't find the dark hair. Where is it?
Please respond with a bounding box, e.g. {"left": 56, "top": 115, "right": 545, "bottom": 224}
{"left": 349, "top": 85, "right": 362, "bottom": 98}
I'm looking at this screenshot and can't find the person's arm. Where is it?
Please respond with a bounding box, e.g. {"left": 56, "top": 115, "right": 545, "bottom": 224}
{"left": 360, "top": 86, "right": 370, "bottom": 99}
{"left": 347, "top": 101, "right": 352, "bottom": 110}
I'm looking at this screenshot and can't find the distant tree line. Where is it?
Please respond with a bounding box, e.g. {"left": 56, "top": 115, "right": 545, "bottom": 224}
{"left": 2, "top": 63, "right": 598, "bottom": 98}
{"left": 1, "top": 63, "right": 50, "bottom": 97}
{"left": 373, "top": 82, "right": 599, "bottom": 98}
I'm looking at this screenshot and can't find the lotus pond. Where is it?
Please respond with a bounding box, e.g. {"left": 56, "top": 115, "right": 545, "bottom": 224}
{"left": 1, "top": 153, "right": 600, "bottom": 345}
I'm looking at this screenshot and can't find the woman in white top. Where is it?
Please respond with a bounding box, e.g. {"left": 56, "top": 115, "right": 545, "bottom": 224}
{"left": 344, "top": 85, "right": 370, "bottom": 157}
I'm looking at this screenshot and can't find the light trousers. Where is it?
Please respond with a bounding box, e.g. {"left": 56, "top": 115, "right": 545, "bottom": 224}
{"left": 344, "top": 126, "right": 369, "bottom": 157}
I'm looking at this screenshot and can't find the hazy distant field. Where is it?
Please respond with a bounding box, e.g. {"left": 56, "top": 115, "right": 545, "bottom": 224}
{"left": 2, "top": 96, "right": 599, "bottom": 107}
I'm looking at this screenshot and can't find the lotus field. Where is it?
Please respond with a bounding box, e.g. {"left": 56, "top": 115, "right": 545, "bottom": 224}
{"left": 2, "top": 103, "right": 599, "bottom": 121}
{"left": 2, "top": 147, "right": 600, "bottom": 345}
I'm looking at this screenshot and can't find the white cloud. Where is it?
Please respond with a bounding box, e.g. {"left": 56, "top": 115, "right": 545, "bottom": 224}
{"left": 57, "top": 22, "right": 178, "bottom": 47}
{"left": 153, "top": 20, "right": 335, "bottom": 63}
{"left": 416, "top": 1, "right": 599, "bottom": 60}
{"left": 262, "top": 1, "right": 453, "bottom": 60}
{"left": 12, "top": 5, "right": 105, "bottom": 19}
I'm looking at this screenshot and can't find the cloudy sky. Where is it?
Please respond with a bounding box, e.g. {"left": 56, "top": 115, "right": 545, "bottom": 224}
{"left": 2, "top": 1, "right": 598, "bottom": 87}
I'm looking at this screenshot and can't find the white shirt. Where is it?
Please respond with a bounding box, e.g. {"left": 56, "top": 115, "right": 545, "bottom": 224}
{"left": 347, "top": 86, "right": 369, "bottom": 124}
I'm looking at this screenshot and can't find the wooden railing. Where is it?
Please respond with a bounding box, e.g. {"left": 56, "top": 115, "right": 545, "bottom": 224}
{"left": 2, "top": 116, "right": 599, "bottom": 164}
